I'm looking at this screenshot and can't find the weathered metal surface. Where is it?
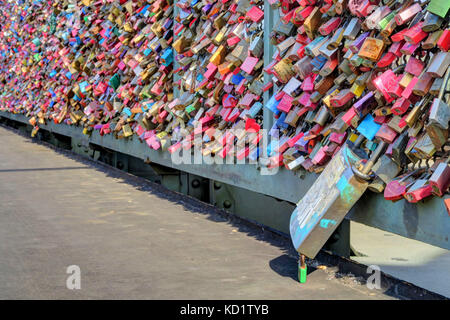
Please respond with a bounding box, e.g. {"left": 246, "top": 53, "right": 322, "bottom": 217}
{"left": 289, "top": 146, "right": 369, "bottom": 258}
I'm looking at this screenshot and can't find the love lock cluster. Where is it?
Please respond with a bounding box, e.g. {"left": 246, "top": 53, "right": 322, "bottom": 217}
{"left": 0, "top": 0, "right": 449, "bottom": 207}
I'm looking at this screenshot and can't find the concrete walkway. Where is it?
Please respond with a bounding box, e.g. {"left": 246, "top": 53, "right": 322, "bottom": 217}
{"left": 0, "top": 125, "right": 394, "bottom": 299}
{"left": 351, "top": 222, "right": 450, "bottom": 298}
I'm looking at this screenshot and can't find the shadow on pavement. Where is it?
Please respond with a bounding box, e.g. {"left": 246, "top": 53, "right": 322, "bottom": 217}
{"left": 269, "top": 254, "right": 318, "bottom": 283}
{"left": 0, "top": 166, "right": 89, "bottom": 173}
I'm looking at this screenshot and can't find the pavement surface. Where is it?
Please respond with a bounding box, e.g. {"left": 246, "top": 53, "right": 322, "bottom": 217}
{"left": 351, "top": 222, "right": 450, "bottom": 298}
{"left": 0, "top": 125, "right": 396, "bottom": 299}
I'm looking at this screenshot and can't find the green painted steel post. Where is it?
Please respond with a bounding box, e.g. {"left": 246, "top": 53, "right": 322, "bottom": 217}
{"left": 263, "top": 0, "right": 277, "bottom": 131}
{"left": 298, "top": 254, "right": 307, "bottom": 283}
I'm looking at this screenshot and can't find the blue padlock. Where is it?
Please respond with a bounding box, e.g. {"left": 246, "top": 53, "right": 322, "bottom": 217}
{"left": 305, "top": 36, "right": 325, "bottom": 56}
{"left": 122, "top": 107, "right": 132, "bottom": 117}
{"left": 311, "top": 54, "right": 327, "bottom": 70}
{"left": 265, "top": 94, "right": 281, "bottom": 115}
{"left": 79, "top": 81, "right": 89, "bottom": 94}
{"left": 161, "top": 48, "right": 173, "bottom": 67}
{"left": 276, "top": 112, "right": 289, "bottom": 129}
{"left": 357, "top": 114, "right": 381, "bottom": 141}
{"left": 231, "top": 73, "right": 245, "bottom": 86}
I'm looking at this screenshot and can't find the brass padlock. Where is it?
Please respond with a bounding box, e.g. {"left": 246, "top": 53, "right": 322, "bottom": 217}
{"left": 413, "top": 133, "right": 436, "bottom": 159}
{"left": 426, "top": 123, "right": 448, "bottom": 150}
{"left": 303, "top": 7, "right": 323, "bottom": 39}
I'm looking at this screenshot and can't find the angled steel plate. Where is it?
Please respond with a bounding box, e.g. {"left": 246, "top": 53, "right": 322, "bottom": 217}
{"left": 290, "top": 146, "right": 369, "bottom": 258}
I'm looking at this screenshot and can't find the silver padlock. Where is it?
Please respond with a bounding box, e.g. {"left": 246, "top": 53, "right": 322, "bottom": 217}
{"left": 313, "top": 105, "right": 331, "bottom": 126}
{"left": 287, "top": 155, "right": 306, "bottom": 171}
{"left": 427, "top": 52, "right": 450, "bottom": 78}
{"left": 372, "top": 155, "right": 402, "bottom": 184}
{"left": 343, "top": 17, "right": 361, "bottom": 40}
{"left": 429, "top": 67, "right": 450, "bottom": 130}
{"left": 249, "top": 35, "right": 263, "bottom": 58}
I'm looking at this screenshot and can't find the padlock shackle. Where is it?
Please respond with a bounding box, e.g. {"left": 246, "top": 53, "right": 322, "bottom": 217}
{"left": 392, "top": 64, "right": 405, "bottom": 74}
{"left": 398, "top": 167, "right": 427, "bottom": 182}
{"left": 415, "top": 94, "right": 433, "bottom": 109}
{"left": 351, "top": 141, "right": 388, "bottom": 181}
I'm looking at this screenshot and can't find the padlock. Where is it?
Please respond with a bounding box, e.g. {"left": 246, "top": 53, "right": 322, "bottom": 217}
{"left": 384, "top": 169, "right": 425, "bottom": 201}
{"left": 390, "top": 131, "right": 409, "bottom": 166}
{"left": 405, "top": 95, "right": 432, "bottom": 127}
{"left": 357, "top": 114, "right": 381, "bottom": 141}
{"left": 343, "top": 17, "right": 361, "bottom": 40}
{"left": 423, "top": 30, "right": 443, "bottom": 49}
{"left": 404, "top": 177, "right": 433, "bottom": 203}
{"left": 372, "top": 155, "right": 402, "bottom": 184}
{"left": 328, "top": 26, "right": 345, "bottom": 49}
{"left": 329, "top": 89, "right": 355, "bottom": 108}
{"left": 413, "top": 133, "right": 437, "bottom": 159}
{"left": 429, "top": 161, "right": 450, "bottom": 197}
{"left": 428, "top": 67, "right": 450, "bottom": 130}
{"left": 375, "top": 123, "right": 397, "bottom": 144}
{"left": 437, "top": 29, "right": 450, "bottom": 51}
{"left": 353, "top": 91, "right": 377, "bottom": 118}
{"left": 430, "top": 77, "right": 444, "bottom": 96}
{"left": 413, "top": 72, "right": 434, "bottom": 96}
{"left": 395, "top": 3, "right": 422, "bottom": 26}
{"left": 368, "top": 177, "right": 386, "bottom": 193}
{"left": 314, "top": 105, "right": 331, "bottom": 126}
{"left": 358, "top": 36, "right": 385, "bottom": 62}
{"left": 427, "top": 52, "right": 450, "bottom": 79}
{"left": 303, "top": 7, "right": 323, "bottom": 39}
{"left": 426, "top": 123, "right": 448, "bottom": 150}
{"left": 422, "top": 12, "right": 444, "bottom": 33}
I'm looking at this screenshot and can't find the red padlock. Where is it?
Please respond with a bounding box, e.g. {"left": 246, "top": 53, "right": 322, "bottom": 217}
{"left": 391, "top": 97, "right": 411, "bottom": 115}
{"left": 403, "top": 22, "right": 428, "bottom": 45}
{"left": 405, "top": 57, "right": 424, "bottom": 76}
{"left": 404, "top": 181, "right": 433, "bottom": 203}
{"left": 375, "top": 123, "right": 397, "bottom": 144}
{"left": 319, "top": 17, "right": 341, "bottom": 36}
{"left": 384, "top": 170, "right": 423, "bottom": 201}
{"left": 437, "top": 29, "right": 450, "bottom": 51}
{"left": 312, "top": 147, "right": 330, "bottom": 165}
{"left": 330, "top": 89, "right": 355, "bottom": 107}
